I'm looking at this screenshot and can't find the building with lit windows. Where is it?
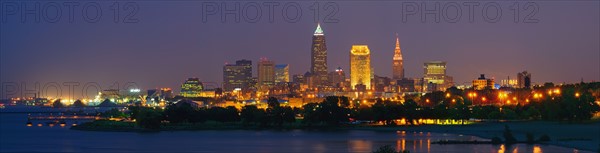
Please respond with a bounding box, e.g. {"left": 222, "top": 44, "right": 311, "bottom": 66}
{"left": 146, "top": 88, "right": 173, "bottom": 106}
{"left": 397, "top": 78, "right": 416, "bottom": 92}
{"left": 472, "top": 74, "right": 495, "bottom": 90}
{"left": 374, "top": 75, "right": 391, "bottom": 92}
{"left": 328, "top": 67, "right": 346, "bottom": 89}
{"left": 311, "top": 24, "right": 329, "bottom": 87}
{"left": 423, "top": 61, "right": 453, "bottom": 92}
{"left": 274, "top": 64, "right": 290, "bottom": 83}
{"left": 517, "top": 71, "right": 532, "bottom": 89}
{"left": 180, "top": 78, "right": 203, "bottom": 98}
{"left": 223, "top": 59, "right": 253, "bottom": 92}
{"left": 501, "top": 79, "right": 518, "bottom": 87}
{"left": 392, "top": 34, "right": 404, "bottom": 80}
{"left": 350, "top": 45, "right": 372, "bottom": 90}
{"left": 258, "top": 58, "right": 275, "bottom": 86}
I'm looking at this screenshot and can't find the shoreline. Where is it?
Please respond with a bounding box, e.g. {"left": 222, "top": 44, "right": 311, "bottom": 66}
{"left": 72, "top": 121, "right": 600, "bottom": 152}
{"left": 351, "top": 122, "right": 600, "bottom": 152}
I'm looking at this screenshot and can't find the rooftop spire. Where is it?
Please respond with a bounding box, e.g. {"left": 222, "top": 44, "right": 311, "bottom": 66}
{"left": 314, "top": 23, "right": 324, "bottom": 36}
{"left": 393, "top": 33, "right": 402, "bottom": 60}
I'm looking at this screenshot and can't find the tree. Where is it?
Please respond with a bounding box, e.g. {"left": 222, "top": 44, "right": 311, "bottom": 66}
{"left": 164, "top": 101, "right": 195, "bottom": 124}
{"left": 403, "top": 100, "right": 420, "bottom": 125}
{"left": 281, "top": 106, "right": 296, "bottom": 125}
{"left": 353, "top": 106, "right": 375, "bottom": 121}
{"left": 189, "top": 108, "right": 207, "bottom": 124}
{"left": 136, "top": 107, "right": 163, "bottom": 129}
{"left": 302, "top": 103, "right": 320, "bottom": 126}
{"left": 224, "top": 106, "right": 241, "bottom": 122}
{"left": 267, "top": 97, "right": 280, "bottom": 108}
{"left": 451, "top": 102, "right": 470, "bottom": 124}
{"left": 372, "top": 100, "right": 397, "bottom": 125}
{"left": 241, "top": 105, "right": 266, "bottom": 126}
{"left": 318, "top": 96, "right": 350, "bottom": 125}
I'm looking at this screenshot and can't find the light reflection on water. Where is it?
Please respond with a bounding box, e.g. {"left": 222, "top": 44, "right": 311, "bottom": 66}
{"left": 0, "top": 113, "right": 590, "bottom": 153}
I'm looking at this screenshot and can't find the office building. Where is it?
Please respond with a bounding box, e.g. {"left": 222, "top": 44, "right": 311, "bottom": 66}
{"left": 180, "top": 78, "right": 203, "bottom": 98}
{"left": 223, "top": 59, "right": 253, "bottom": 92}
{"left": 274, "top": 64, "right": 290, "bottom": 83}
{"left": 350, "top": 45, "right": 372, "bottom": 90}
{"left": 311, "top": 24, "right": 329, "bottom": 87}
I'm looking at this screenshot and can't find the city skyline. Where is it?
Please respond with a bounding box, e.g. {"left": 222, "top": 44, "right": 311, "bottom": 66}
{"left": 1, "top": 1, "right": 598, "bottom": 91}
{"left": 1, "top": 2, "right": 599, "bottom": 153}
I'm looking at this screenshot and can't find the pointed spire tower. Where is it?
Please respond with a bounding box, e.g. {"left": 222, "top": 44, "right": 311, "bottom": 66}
{"left": 310, "top": 23, "right": 328, "bottom": 87}
{"left": 392, "top": 33, "right": 404, "bottom": 80}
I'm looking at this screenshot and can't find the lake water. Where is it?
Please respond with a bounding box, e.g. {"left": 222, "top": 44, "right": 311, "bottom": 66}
{"left": 0, "top": 113, "right": 590, "bottom": 153}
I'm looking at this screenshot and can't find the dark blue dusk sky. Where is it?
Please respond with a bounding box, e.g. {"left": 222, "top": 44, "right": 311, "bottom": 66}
{"left": 1, "top": 1, "right": 598, "bottom": 97}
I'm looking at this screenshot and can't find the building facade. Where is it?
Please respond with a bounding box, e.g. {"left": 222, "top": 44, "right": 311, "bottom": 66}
{"left": 328, "top": 67, "right": 346, "bottom": 89}
{"left": 392, "top": 34, "right": 404, "bottom": 80}
{"left": 274, "top": 64, "right": 290, "bottom": 83}
{"left": 472, "top": 74, "right": 495, "bottom": 90}
{"left": 258, "top": 58, "right": 275, "bottom": 87}
{"left": 350, "top": 45, "right": 372, "bottom": 90}
{"left": 180, "top": 78, "right": 204, "bottom": 98}
{"left": 423, "top": 61, "right": 453, "bottom": 92}
{"left": 223, "top": 59, "right": 252, "bottom": 92}
{"left": 517, "top": 71, "right": 532, "bottom": 89}
{"left": 311, "top": 24, "right": 329, "bottom": 87}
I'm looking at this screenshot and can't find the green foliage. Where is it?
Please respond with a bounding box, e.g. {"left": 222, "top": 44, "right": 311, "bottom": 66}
{"left": 164, "top": 101, "right": 197, "bottom": 124}
{"left": 302, "top": 96, "right": 350, "bottom": 126}
{"left": 208, "top": 106, "right": 240, "bottom": 123}
{"left": 135, "top": 107, "right": 163, "bottom": 129}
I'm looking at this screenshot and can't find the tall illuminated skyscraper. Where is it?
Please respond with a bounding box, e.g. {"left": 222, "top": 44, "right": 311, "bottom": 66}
{"left": 311, "top": 23, "right": 328, "bottom": 87}
{"left": 258, "top": 58, "right": 275, "bottom": 86}
{"left": 392, "top": 33, "right": 404, "bottom": 80}
{"left": 350, "top": 45, "right": 371, "bottom": 90}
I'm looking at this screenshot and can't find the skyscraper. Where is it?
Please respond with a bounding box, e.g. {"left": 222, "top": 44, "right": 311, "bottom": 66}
{"left": 350, "top": 45, "right": 372, "bottom": 90}
{"left": 223, "top": 59, "right": 252, "bottom": 92}
{"left": 392, "top": 33, "right": 404, "bottom": 80}
{"left": 311, "top": 23, "right": 328, "bottom": 87}
{"left": 258, "top": 58, "right": 275, "bottom": 86}
{"left": 517, "top": 71, "right": 532, "bottom": 89}
{"left": 274, "top": 64, "right": 289, "bottom": 83}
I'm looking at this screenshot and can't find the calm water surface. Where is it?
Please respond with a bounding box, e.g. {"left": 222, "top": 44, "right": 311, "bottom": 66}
{"left": 0, "top": 113, "right": 589, "bottom": 153}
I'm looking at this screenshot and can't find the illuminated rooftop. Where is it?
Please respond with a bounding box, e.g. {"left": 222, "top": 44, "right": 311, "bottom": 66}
{"left": 350, "top": 45, "right": 370, "bottom": 55}
{"left": 314, "top": 23, "right": 324, "bottom": 36}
